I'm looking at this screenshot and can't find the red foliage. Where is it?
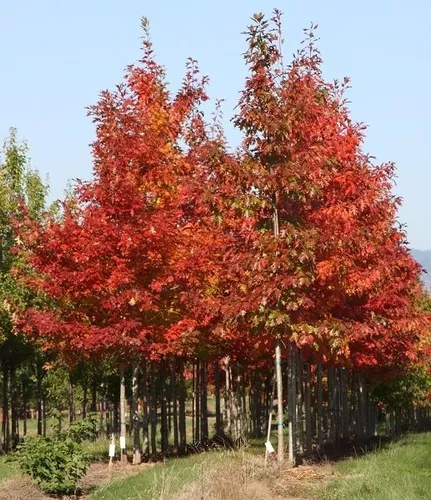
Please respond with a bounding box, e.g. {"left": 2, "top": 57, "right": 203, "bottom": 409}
{"left": 14, "top": 13, "right": 428, "bottom": 380}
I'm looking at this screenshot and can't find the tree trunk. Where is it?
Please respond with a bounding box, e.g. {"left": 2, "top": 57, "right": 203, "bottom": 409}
{"left": 36, "top": 361, "right": 43, "bottom": 437}
{"left": 68, "top": 374, "right": 75, "bottom": 425}
{"left": 132, "top": 361, "right": 141, "bottom": 464}
{"left": 234, "top": 366, "right": 242, "bottom": 440}
{"left": 275, "top": 340, "right": 284, "bottom": 464}
{"left": 10, "top": 367, "right": 19, "bottom": 449}
{"left": 22, "top": 381, "right": 27, "bottom": 437}
{"left": 167, "top": 367, "right": 172, "bottom": 438}
{"left": 340, "top": 367, "right": 349, "bottom": 440}
{"left": 178, "top": 359, "right": 187, "bottom": 454}
{"left": 304, "top": 363, "right": 312, "bottom": 455}
{"left": 224, "top": 357, "right": 233, "bottom": 436}
{"left": 195, "top": 360, "right": 200, "bottom": 443}
{"left": 171, "top": 359, "right": 179, "bottom": 450}
{"left": 119, "top": 362, "right": 127, "bottom": 465}
{"left": 296, "top": 351, "right": 304, "bottom": 456}
{"left": 1, "top": 361, "right": 9, "bottom": 452}
{"left": 150, "top": 365, "right": 157, "bottom": 458}
{"left": 264, "top": 377, "right": 275, "bottom": 467}
{"left": 91, "top": 377, "right": 97, "bottom": 413}
{"left": 316, "top": 363, "right": 323, "bottom": 450}
{"left": 160, "top": 359, "right": 169, "bottom": 455}
{"left": 288, "top": 344, "right": 297, "bottom": 466}
{"left": 82, "top": 382, "right": 88, "bottom": 419}
{"left": 42, "top": 389, "right": 46, "bottom": 437}
{"left": 191, "top": 362, "right": 195, "bottom": 442}
{"left": 201, "top": 361, "right": 209, "bottom": 442}
{"left": 113, "top": 401, "right": 119, "bottom": 435}
{"left": 327, "top": 367, "right": 335, "bottom": 445}
{"left": 141, "top": 362, "right": 150, "bottom": 460}
{"left": 214, "top": 360, "right": 222, "bottom": 436}
{"left": 358, "top": 372, "right": 366, "bottom": 440}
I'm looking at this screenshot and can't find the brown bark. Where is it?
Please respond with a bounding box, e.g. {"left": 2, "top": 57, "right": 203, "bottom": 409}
{"left": 119, "top": 362, "right": 127, "bottom": 465}
{"left": 316, "top": 363, "right": 323, "bottom": 450}
{"left": 1, "top": 362, "right": 9, "bottom": 452}
{"left": 178, "top": 359, "right": 187, "bottom": 454}
{"left": 160, "top": 359, "right": 169, "bottom": 455}
{"left": 201, "top": 361, "right": 209, "bottom": 442}
{"left": 132, "top": 361, "right": 142, "bottom": 464}
{"left": 214, "top": 360, "right": 222, "bottom": 436}
{"left": 171, "top": 359, "right": 179, "bottom": 450}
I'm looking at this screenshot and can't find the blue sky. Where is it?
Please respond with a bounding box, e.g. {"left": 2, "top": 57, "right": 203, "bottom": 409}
{"left": 1, "top": 1, "right": 430, "bottom": 248}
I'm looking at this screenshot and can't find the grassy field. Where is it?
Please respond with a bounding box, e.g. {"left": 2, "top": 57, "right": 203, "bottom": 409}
{"left": 3, "top": 415, "right": 431, "bottom": 499}
{"left": 0, "top": 455, "right": 20, "bottom": 483}
{"left": 323, "top": 433, "right": 431, "bottom": 500}
{"left": 90, "top": 432, "right": 431, "bottom": 500}
{"left": 91, "top": 449, "right": 270, "bottom": 500}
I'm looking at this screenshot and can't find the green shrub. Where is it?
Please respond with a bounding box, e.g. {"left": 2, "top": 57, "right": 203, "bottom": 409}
{"left": 18, "top": 435, "right": 90, "bottom": 494}
{"left": 17, "top": 412, "right": 100, "bottom": 494}
{"left": 69, "top": 412, "right": 99, "bottom": 442}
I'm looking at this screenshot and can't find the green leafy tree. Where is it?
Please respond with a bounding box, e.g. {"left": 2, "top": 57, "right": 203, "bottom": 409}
{"left": 0, "top": 128, "right": 49, "bottom": 451}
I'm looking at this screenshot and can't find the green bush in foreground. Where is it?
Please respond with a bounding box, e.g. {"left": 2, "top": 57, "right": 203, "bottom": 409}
{"left": 17, "top": 412, "right": 92, "bottom": 495}
{"left": 18, "top": 435, "right": 90, "bottom": 494}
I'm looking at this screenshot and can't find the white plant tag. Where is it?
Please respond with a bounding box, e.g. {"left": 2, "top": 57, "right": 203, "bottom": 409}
{"left": 265, "top": 440, "right": 275, "bottom": 453}
{"left": 120, "top": 436, "right": 126, "bottom": 449}
{"left": 109, "top": 444, "right": 116, "bottom": 457}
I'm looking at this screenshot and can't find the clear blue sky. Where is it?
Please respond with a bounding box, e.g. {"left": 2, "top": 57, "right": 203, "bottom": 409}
{"left": 1, "top": 1, "right": 430, "bottom": 248}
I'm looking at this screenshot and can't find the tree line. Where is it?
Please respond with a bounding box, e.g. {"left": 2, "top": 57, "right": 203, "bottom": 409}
{"left": 1, "top": 12, "right": 430, "bottom": 465}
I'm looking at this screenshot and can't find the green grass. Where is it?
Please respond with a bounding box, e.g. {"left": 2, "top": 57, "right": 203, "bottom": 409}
{"left": 324, "top": 432, "right": 431, "bottom": 500}
{"left": 90, "top": 450, "right": 245, "bottom": 500}
{"left": 0, "top": 454, "right": 20, "bottom": 483}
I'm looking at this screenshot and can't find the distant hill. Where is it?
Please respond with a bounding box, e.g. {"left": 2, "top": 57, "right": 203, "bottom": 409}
{"left": 410, "top": 249, "right": 431, "bottom": 287}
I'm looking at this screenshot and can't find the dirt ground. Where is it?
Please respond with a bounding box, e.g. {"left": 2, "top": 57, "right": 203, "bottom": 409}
{"left": 0, "top": 461, "right": 152, "bottom": 500}
{"left": 0, "top": 458, "right": 340, "bottom": 499}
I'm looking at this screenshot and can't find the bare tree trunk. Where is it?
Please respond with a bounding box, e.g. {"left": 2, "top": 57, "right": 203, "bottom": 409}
{"left": 296, "top": 351, "right": 304, "bottom": 456}
{"left": 304, "top": 363, "right": 312, "bottom": 456}
{"left": 171, "top": 359, "right": 179, "bottom": 450}
{"left": 340, "top": 367, "right": 349, "bottom": 440}
{"left": 178, "top": 359, "right": 186, "bottom": 454}
{"left": 250, "top": 381, "right": 257, "bottom": 436}
{"left": 327, "top": 367, "right": 334, "bottom": 445}
{"left": 358, "top": 373, "right": 366, "bottom": 440}
{"left": 42, "top": 391, "right": 46, "bottom": 437}
{"left": 235, "top": 366, "right": 242, "bottom": 440}
{"left": 316, "top": 363, "right": 323, "bottom": 450}
{"left": 10, "top": 367, "right": 19, "bottom": 449}
{"left": 264, "top": 377, "right": 275, "bottom": 467}
{"left": 191, "top": 362, "right": 195, "bottom": 442}
{"left": 333, "top": 367, "right": 340, "bottom": 443}
{"left": 82, "top": 380, "right": 88, "bottom": 419}
{"left": 224, "top": 357, "right": 233, "bottom": 436}
{"left": 275, "top": 340, "right": 284, "bottom": 464}
{"left": 201, "top": 361, "right": 209, "bottom": 442}
{"left": 1, "top": 362, "right": 9, "bottom": 452}
{"left": 119, "top": 362, "right": 127, "bottom": 465}
{"left": 68, "top": 373, "right": 75, "bottom": 425}
{"left": 36, "top": 361, "right": 43, "bottom": 437}
{"left": 91, "top": 377, "right": 97, "bottom": 413}
{"left": 141, "top": 363, "right": 150, "bottom": 460}
{"left": 214, "top": 360, "right": 222, "bottom": 436}
{"left": 150, "top": 365, "right": 157, "bottom": 458}
{"left": 288, "top": 344, "right": 297, "bottom": 466}
{"left": 167, "top": 368, "right": 172, "bottom": 438}
{"left": 132, "top": 361, "right": 141, "bottom": 464}
{"left": 242, "top": 381, "right": 248, "bottom": 436}
{"left": 195, "top": 360, "right": 200, "bottom": 443}
{"left": 22, "top": 381, "right": 27, "bottom": 437}
{"left": 160, "top": 359, "right": 169, "bottom": 455}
